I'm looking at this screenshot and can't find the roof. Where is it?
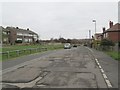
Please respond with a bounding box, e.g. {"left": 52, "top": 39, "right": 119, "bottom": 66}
{"left": 0, "top": 26, "right": 9, "bottom": 32}
{"left": 6, "top": 27, "right": 38, "bottom": 35}
{"left": 94, "top": 33, "right": 103, "bottom": 37}
{"left": 107, "top": 23, "right": 120, "bottom": 32}
{"left": 0, "top": 26, "right": 4, "bottom": 30}
{"left": 95, "top": 33, "right": 102, "bottom": 35}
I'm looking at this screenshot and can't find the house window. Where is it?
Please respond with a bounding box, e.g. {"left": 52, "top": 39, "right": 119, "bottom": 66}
{"left": 104, "top": 33, "right": 106, "bottom": 38}
{"left": 25, "top": 38, "right": 29, "bottom": 42}
{"left": 17, "top": 38, "right": 22, "bottom": 40}
{"left": 29, "top": 34, "right": 33, "bottom": 36}
{"left": 3, "top": 31, "right": 7, "bottom": 35}
{"left": 3, "top": 38, "right": 8, "bottom": 42}
{"left": 29, "top": 39, "right": 32, "bottom": 42}
{"left": 17, "top": 33, "right": 23, "bottom": 36}
{"left": 106, "top": 33, "right": 108, "bottom": 38}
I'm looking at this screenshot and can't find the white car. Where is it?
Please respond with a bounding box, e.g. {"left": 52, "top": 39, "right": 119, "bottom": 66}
{"left": 64, "top": 43, "right": 71, "bottom": 49}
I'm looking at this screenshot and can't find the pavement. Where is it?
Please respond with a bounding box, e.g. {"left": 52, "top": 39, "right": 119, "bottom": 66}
{"left": 1, "top": 46, "right": 118, "bottom": 89}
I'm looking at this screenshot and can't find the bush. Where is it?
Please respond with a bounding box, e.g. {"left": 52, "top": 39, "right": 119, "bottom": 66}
{"left": 119, "top": 41, "right": 120, "bottom": 47}
{"left": 100, "top": 39, "right": 115, "bottom": 51}
{"left": 100, "top": 39, "right": 115, "bottom": 46}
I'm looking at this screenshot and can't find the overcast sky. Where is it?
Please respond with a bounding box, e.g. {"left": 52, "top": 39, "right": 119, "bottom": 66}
{"left": 1, "top": 1, "right": 118, "bottom": 40}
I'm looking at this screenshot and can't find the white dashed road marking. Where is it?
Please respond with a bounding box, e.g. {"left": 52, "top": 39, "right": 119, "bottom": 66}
{"left": 86, "top": 47, "right": 113, "bottom": 88}
{"left": 95, "top": 58, "right": 113, "bottom": 88}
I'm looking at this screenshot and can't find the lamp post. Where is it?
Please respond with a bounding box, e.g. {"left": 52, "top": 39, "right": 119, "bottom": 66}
{"left": 89, "top": 30, "right": 91, "bottom": 39}
{"left": 92, "top": 20, "right": 96, "bottom": 49}
{"left": 92, "top": 20, "right": 96, "bottom": 34}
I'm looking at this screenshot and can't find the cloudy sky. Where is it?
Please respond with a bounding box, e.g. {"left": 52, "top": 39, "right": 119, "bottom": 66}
{"left": 1, "top": 1, "right": 118, "bottom": 40}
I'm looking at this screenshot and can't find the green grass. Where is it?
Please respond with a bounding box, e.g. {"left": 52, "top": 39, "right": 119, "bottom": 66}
{"left": 1, "top": 43, "right": 64, "bottom": 61}
{"left": 105, "top": 51, "right": 120, "bottom": 61}
{"left": 2, "top": 44, "right": 63, "bottom": 52}
{"left": 2, "top": 44, "right": 43, "bottom": 52}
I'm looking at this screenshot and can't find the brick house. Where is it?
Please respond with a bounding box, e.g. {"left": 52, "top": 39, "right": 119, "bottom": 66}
{"left": 2, "top": 26, "right": 39, "bottom": 45}
{"left": 94, "top": 33, "right": 103, "bottom": 41}
{"left": 1, "top": 26, "right": 10, "bottom": 44}
{"left": 102, "top": 21, "right": 120, "bottom": 43}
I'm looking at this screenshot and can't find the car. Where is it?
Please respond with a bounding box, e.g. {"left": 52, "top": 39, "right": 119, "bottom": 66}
{"left": 73, "top": 44, "right": 77, "bottom": 47}
{"left": 64, "top": 43, "right": 71, "bottom": 49}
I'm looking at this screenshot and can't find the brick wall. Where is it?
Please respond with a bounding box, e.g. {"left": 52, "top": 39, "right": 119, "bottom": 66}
{"left": 108, "top": 31, "right": 120, "bottom": 43}
{"left": 9, "top": 30, "right": 17, "bottom": 45}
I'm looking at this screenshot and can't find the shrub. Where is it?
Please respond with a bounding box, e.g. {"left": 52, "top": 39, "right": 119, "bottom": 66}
{"left": 100, "top": 39, "right": 115, "bottom": 46}
{"left": 118, "top": 41, "right": 120, "bottom": 47}
{"left": 100, "top": 39, "right": 115, "bottom": 51}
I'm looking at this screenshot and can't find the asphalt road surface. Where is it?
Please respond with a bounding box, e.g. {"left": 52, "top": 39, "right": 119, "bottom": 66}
{"left": 1, "top": 46, "right": 118, "bottom": 89}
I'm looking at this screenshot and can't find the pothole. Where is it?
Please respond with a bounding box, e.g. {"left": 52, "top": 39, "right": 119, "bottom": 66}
{"left": 2, "top": 76, "right": 43, "bottom": 88}
{"left": 36, "top": 72, "right": 97, "bottom": 88}
{"left": 2, "top": 71, "right": 49, "bottom": 88}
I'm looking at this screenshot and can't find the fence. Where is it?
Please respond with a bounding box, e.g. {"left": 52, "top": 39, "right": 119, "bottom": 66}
{"left": 0, "top": 47, "right": 47, "bottom": 60}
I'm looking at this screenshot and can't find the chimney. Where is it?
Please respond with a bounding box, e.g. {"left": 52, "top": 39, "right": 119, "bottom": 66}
{"left": 103, "top": 27, "right": 105, "bottom": 32}
{"left": 27, "top": 28, "right": 29, "bottom": 31}
{"left": 109, "top": 21, "right": 113, "bottom": 28}
{"left": 16, "top": 27, "right": 19, "bottom": 29}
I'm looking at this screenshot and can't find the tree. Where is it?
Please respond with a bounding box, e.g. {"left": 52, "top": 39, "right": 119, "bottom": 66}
{"left": 59, "top": 38, "right": 67, "bottom": 43}
{"left": 66, "top": 39, "right": 72, "bottom": 43}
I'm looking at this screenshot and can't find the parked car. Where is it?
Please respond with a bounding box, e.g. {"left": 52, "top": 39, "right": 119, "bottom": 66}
{"left": 64, "top": 43, "right": 71, "bottom": 49}
{"left": 73, "top": 44, "right": 77, "bottom": 47}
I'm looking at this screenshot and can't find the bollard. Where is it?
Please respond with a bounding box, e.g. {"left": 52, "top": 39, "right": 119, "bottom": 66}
{"left": 16, "top": 50, "right": 20, "bottom": 56}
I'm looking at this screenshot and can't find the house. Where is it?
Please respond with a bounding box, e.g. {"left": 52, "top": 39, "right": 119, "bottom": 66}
{"left": 2, "top": 26, "right": 39, "bottom": 45}
{"left": 102, "top": 21, "right": 120, "bottom": 43}
{"left": 94, "top": 33, "right": 103, "bottom": 41}
{"left": 1, "top": 26, "right": 10, "bottom": 44}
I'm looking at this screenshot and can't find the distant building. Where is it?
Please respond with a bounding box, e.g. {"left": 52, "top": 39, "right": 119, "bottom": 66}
{"left": 102, "top": 21, "right": 120, "bottom": 43}
{"left": 1, "top": 26, "right": 39, "bottom": 45}
{"left": 94, "top": 33, "right": 103, "bottom": 41}
{"left": 1, "top": 26, "right": 10, "bottom": 44}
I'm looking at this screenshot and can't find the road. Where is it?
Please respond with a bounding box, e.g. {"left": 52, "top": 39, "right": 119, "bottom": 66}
{"left": 2, "top": 50, "right": 60, "bottom": 70}
{"left": 1, "top": 46, "right": 118, "bottom": 89}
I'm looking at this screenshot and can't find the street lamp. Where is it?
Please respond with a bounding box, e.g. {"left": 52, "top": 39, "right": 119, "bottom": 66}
{"left": 92, "top": 20, "right": 96, "bottom": 34}
{"left": 89, "top": 30, "right": 91, "bottom": 39}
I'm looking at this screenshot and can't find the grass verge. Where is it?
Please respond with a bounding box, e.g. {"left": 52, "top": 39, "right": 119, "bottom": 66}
{"left": 1, "top": 43, "right": 64, "bottom": 61}
{"left": 105, "top": 51, "right": 120, "bottom": 61}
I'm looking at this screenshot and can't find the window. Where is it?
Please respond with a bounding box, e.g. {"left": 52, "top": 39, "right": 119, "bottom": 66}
{"left": 25, "top": 38, "right": 29, "bottom": 42}
{"left": 3, "top": 31, "right": 7, "bottom": 35}
{"left": 17, "top": 38, "right": 22, "bottom": 40}
{"left": 106, "top": 33, "right": 108, "bottom": 38}
{"left": 17, "top": 33, "right": 23, "bottom": 36}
